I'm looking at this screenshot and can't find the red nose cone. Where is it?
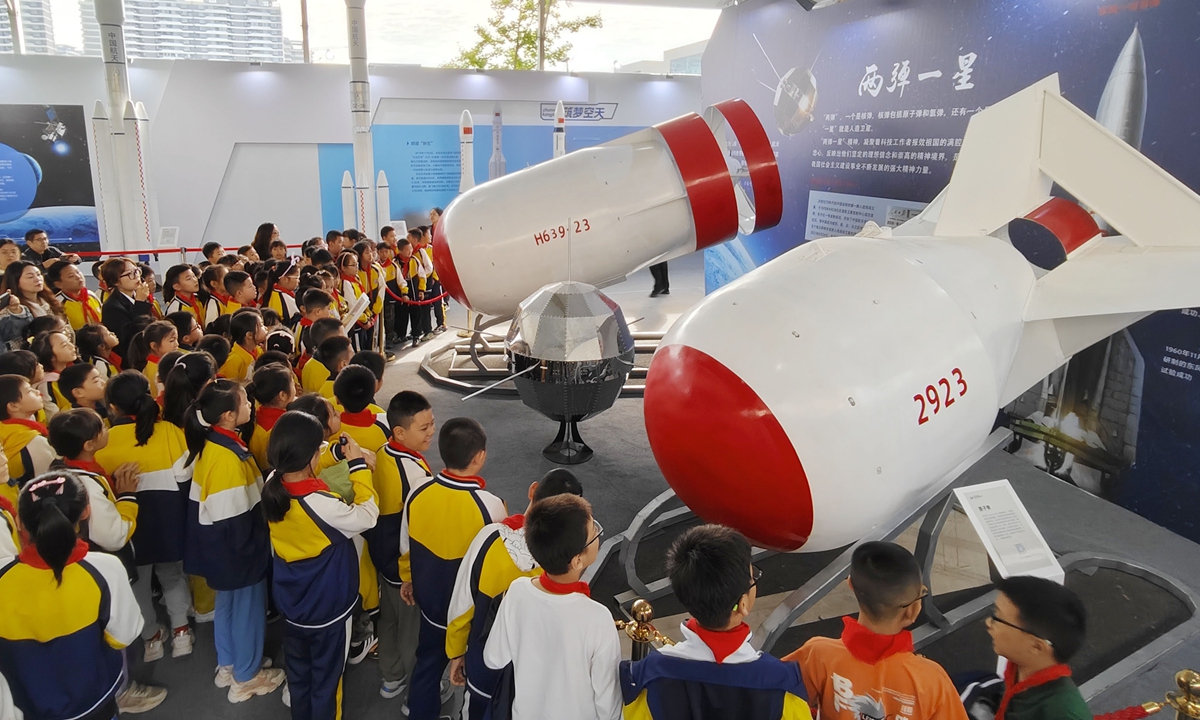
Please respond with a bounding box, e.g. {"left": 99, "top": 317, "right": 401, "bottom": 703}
{"left": 644, "top": 344, "right": 814, "bottom": 551}
{"left": 432, "top": 221, "right": 470, "bottom": 308}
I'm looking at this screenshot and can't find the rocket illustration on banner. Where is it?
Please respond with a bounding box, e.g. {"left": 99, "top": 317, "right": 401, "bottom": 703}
{"left": 91, "top": 0, "right": 154, "bottom": 252}
{"left": 553, "top": 100, "right": 567, "bottom": 159}
{"left": 489, "top": 103, "right": 507, "bottom": 181}
{"left": 460, "top": 110, "right": 475, "bottom": 193}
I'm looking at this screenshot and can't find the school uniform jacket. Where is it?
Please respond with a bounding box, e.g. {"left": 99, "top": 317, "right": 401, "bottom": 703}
{"left": 0, "top": 419, "right": 54, "bottom": 507}
{"left": 185, "top": 428, "right": 269, "bottom": 590}
{"left": 359, "top": 264, "right": 386, "bottom": 316}
{"left": 42, "top": 374, "right": 72, "bottom": 412}
{"left": 143, "top": 355, "right": 161, "bottom": 391}
{"left": 265, "top": 287, "right": 300, "bottom": 328}
{"left": 90, "top": 355, "right": 120, "bottom": 380}
{"left": 57, "top": 288, "right": 103, "bottom": 331}
{"left": 338, "top": 409, "right": 390, "bottom": 455}
{"left": 0, "top": 499, "right": 18, "bottom": 559}
{"left": 446, "top": 516, "right": 540, "bottom": 703}
{"left": 301, "top": 357, "right": 332, "bottom": 394}
{"left": 268, "top": 459, "right": 378, "bottom": 628}
{"left": 203, "top": 294, "right": 234, "bottom": 328}
{"left": 364, "top": 442, "right": 432, "bottom": 587}
{"left": 0, "top": 542, "right": 143, "bottom": 720}
{"left": 249, "top": 406, "right": 285, "bottom": 473}
{"left": 220, "top": 343, "right": 259, "bottom": 384}
{"left": 621, "top": 622, "right": 813, "bottom": 720}
{"left": 66, "top": 461, "right": 139, "bottom": 553}
{"left": 399, "top": 472, "right": 506, "bottom": 626}
{"left": 164, "top": 292, "right": 206, "bottom": 328}
{"left": 94, "top": 418, "right": 192, "bottom": 566}
{"left": 340, "top": 275, "right": 373, "bottom": 328}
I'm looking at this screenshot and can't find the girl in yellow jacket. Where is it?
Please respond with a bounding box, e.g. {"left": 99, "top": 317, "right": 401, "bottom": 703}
{"left": 0, "top": 374, "right": 54, "bottom": 506}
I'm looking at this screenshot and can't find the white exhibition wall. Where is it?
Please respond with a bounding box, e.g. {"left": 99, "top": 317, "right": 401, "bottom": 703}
{"left": 0, "top": 55, "right": 700, "bottom": 251}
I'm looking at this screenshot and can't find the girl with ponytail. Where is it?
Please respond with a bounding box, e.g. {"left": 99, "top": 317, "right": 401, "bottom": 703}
{"left": 247, "top": 362, "right": 297, "bottom": 472}
{"left": 0, "top": 471, "right": 151, "bottom": 719}
{"left": 161, "top": 351, "right": 217, "bottom": 428}
{"left": 183, "top": 380, "right": 285, "bottom": 701}
{"left": 262, "top": 257, "right": 301, "bottom": 329}
{"left": 125, "top": 320, "right": 179, "bottom": 389}
{"left": 263, "top": 411, "right": 377, "bottom": 719}
{"left": 94, "top": 370, "right": 196, "bottom": 662}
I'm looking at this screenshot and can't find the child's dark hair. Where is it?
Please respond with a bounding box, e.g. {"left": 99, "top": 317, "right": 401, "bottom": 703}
{"left": 260, "top": 307, "right": 282, "bottom": 329}
{"left": 162, "top": 264, "right": 192, "bottom": 302}
{"left": 250, "top": 363, "right": 294, "bottom": 406}
{"left": 18, "top": 472, "right": 89, "bottom": 583}
{"left": 535, "top": 468, "right": 583, "bottom": 501}
{"left": 204, "top": 314, "right": 231, "bottom": 338}
{"left": 184, "top": 379, "right": 245, "bottom": 466}
{"left": 310, "top": 248, "right": 334, "bottom": 267}
{"left": 287, "top": 394, "right": 334, "bottom": 437}
{"left": 223, "top": 270, "right": 251, "bottom": 296}
{"left": 126, "top": 321, "right": 176, "bottom": 371}
{"left": 525, "top": 494, "right": 593, "bottom": 576}
{"left": 47, "top": 408, "right": 105, "bottom": 460}
{"left": 269, "top": 239, "right": 287, "bottom": 254}
{"left": 230, "top": 309, "right": 262, "bottom": 348}
{"left": 26, "top": 315, "right": 65, "bottom": 341}
{"left": 995, "top": 575, "right": 1087, "bottom": 663}
{"left": 202, "top": 241, "right": 223, "bottom": 261}
{"left": 255, "top": 350, "right": 292, "bottom": 370}
{"left": 849, "top": 541, "right": 923, "bottom": 621}
{"left": 306, "top": 318, "right": 342, "bottom": 354}
{"left": 333, "top": 365, "right": 376, "bottom": 413}
{"left": 262, "top": 258, "right": 299, "bottom": 321}
{"left": 316, "top": 336, "right": 353, "bottom": 373}
{"left": 438, "top": 417, "right": 486, "bottom": 470}
{"left": 301, "top": 288, "right": 332, "bottom": 313}
{"left": 74, "top": 325, "right": 109, "bottom": 361}
{"left": 0, "top": 349, "right": 40, "bottom": 380}
{"left": 265, "top": 331, "right": 295, "bottom": 357}
{"left": 195, "top": 334, "right": 230, "bottom": 368}
{"left": 57, "top": 363, "right": 98, "bottom": 407}
{"left": 105, "top": 371, "right": 160, "bottom": 446}
{"left": 162, "top": 351, "right": 217, "bottom": 428}
{"left": 666, "top": 524, "right": 753, "bottom": 630}
{"left": 156, "top": 351, "right": 186, "bottom": 386}
{"left": 0, "top": 374, "right": 29, "bottom": 420}
{"left": 261, "top": 411, "right": 326, "bottom": 523}
{"left": 199, "top": 264, "right": 226, "bottom": 304}
{"left": 165, "top": 311, "right": 198, "bottom": 347}
{"left": 387, "top": 391, "right": 431, "bottom": 431}
{"left": 29, "top": 331, "right": 67, "bottom": 372}
{"left": 350, "top": 351, "right": 385, "bottom": 383}
{"left": 217, "top": 254, "right": 239, "bottom": 268}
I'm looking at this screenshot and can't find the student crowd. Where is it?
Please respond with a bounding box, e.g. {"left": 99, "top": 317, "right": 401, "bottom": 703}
{"left": 0, "top": 222, "right": 1093, "bottom": 720}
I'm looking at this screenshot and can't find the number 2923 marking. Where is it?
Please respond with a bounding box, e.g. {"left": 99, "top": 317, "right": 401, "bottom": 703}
{"left": 534, "top": 219, "right": 591, "bottom": 246}
{"left": 914, "top": 368, "right": 967, "bottom": 425}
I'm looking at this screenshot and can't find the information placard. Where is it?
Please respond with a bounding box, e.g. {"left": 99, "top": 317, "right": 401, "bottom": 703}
{"left": 954, "top": 480, "right": 1064, "bottom": 584}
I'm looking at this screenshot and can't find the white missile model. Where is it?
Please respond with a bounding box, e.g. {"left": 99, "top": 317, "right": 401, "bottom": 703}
{"left": 1097, "top": 25, "right": 1146, "bottom": 150}
{"left": 489, "top": 103, "right": 507, "bottom": 181}
{"left": 345, "top": 0, "right": 377, "bottom": 235}
{"left": 434, "top": 99, "right": 783, "bottom": 317}
{"left": 459, "top": 110, "right": 475, "bottom": 193}
{"left": 553, "top": 100, "right": 567, "bottom": 159}
{"left": 91, "top": 0, "right": 154, "bottom": 252}
{"left": 643, "top": 76, "right": 1200, "bottom": 552}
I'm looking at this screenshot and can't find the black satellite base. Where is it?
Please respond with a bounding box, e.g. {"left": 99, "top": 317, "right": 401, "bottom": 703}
{"left": 543, "top": 416, "right": 593, "bottom": 465}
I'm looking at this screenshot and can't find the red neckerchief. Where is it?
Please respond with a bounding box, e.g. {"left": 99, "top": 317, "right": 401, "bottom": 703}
{"left": 150, "top": 297, "right": 163, "bottom": 319}
{"left": 63, "top": 288, "right": 102, "bottom": 324}
{"left": 340, "top": 409, "right": 376, "bottom": 427}
{"left": 107, "top": 353, "right": 123, "bottom": 371}
{"left": 841, "top": 616, "right": 914, "bottom": 664}
{"left": 297, "top": 353, "right": 311, "bottom": 370}
{"left": 299, "top": 317, "right": 314, "bottom": 328}
{"left": 176, "top": 291, "right": 204, "bottom": 320}
{"left": 2, "top": 418, "right": 48, "bottom": 436}
{"left": 21, "top": 538, "right": 89, "bottom": 569}
{"left": 278, "top": 286, "right": 295, "bottom": 298}
{"left": 387, "top": 439, "right": 426, "bottom": 462}
{"left": 282, "top": 477, "right": 330, "bottom": 497}
{"left": 64, "top": 458, "right": 107, "bottom": 477}
{"left": 147, "top": 354, "right": 161, "bottom": 365}
{"left": 539, "top": 573, "right": 591, "bottom": 598}
{"left": 379, "top": 258, "right": 395, "bottom": 270}
{"left": 213, "top": 291, "right": 234, "bottom": 307}
{"left": 442, "top": 470, "right": 486, "bottom": 489}
{"left": 0, "top": 496, "right": 14, "bottom": 516}
{"left": 500, "top": 514, "right": 524, "bottom": 530}
{"left": 996, "top": 663, "right": 1073, "bottom": 720}
{"left": 685, "top": 619, "right": 752, "bottom": 664}
{"left": 257, "top": 406, "right": 285, "bottom": 431}
{"left": 342, "top": 274, "right": 364, "bottom": 295}
{"left": 212, "top": 425, "right": 247, "bottom": 449}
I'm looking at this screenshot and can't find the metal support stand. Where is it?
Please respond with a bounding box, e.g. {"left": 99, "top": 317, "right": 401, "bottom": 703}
{"left": 544, "top": 416, "right": 593, "bottom": 464}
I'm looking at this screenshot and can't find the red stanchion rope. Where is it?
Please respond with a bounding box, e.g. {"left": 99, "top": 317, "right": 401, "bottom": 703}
{"left": 1094, "top": 705, "right": 1159, "bottom": 720}
{"left": 382, "top": 285, "right": 448, "bottom": 306}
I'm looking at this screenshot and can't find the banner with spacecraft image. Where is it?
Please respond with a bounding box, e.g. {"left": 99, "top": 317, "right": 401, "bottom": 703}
{"left": 0, "top": 104, "right": 99, "bottom": 247}
{"left": 702, "top": 0, "right": 1200, "bottom": 543}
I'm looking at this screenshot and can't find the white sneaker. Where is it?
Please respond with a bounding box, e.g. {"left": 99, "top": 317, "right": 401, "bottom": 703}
{"left": 171, "top": 627, "right": 194, "bottom": 657}
{"left": 347, "top": 633, "right": 377, "bottom": 665}
{"left": 191, "top": 608, "right": 215, "bottom": 623}
{"left": 116, "top": 682, "right": 167, "bottom": 713}
{"left": 215, "top": 657, "right": 273, "bottom": 688}
{"left": 380, "top": 679, "right": 406, "bottom": 699}
{"left": 142, "top": 626, "right": 165, "bottom": 662}
{"left": 227, "top": 667, "right": 286, "bottom": 703}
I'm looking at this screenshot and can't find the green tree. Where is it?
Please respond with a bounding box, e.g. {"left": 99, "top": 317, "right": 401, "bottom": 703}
{"left": 445, "top": 0, "right": 602, "bottom": 71}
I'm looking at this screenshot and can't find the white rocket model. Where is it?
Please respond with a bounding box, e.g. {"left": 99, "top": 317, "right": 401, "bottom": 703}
{"left": 91, "top": 0, "right": 154, "bottom": 252}
{"left": 459, "top": 110, "right": 475, "bottom": 193}
{"left": 489, "top": 103, "right": 507, "bottom": 181}
{"left": 552, "top": 100, "right": 567, "bottom": 159}
{"left": 345, "top": 0, "right": 378, "bottom": 235}
{"left": 643, "top": 76, "right": 1200, "bottom": 552}
{"left": 1097, "top": 25, "right": 1146, "bottom": 150}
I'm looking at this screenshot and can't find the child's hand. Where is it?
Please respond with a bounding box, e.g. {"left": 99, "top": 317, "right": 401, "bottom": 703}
{"left": 400, "top": 582, "right": 415, "bottom": 606}
{"left": 361, "top": 452, "right": 376, "bottom": 471}
{"left": 112, "top": 463, "right": 141, "bottom": 496}
{"left": 339, "top": 434, "right": 364, "bottom": 462}
{"left": 449, "top": 657, "right": 466, "bottom": 687}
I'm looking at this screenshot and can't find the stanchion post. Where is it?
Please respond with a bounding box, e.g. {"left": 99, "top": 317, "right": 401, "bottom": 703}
{"left": 615, "top": 598, "right": 675, "bottom": 662}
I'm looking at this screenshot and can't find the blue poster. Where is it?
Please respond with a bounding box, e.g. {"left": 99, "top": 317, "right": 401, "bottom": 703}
{"left": 702, "top": 0, "right": 1200, "bottom": 542}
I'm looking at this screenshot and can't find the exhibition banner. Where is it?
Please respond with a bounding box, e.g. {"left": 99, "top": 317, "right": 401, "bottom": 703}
{"left": 0, "top": 104, "right": 98, "bottom": 247}
{"left": 702, "top": 0, "right": 1200, "bottom": 543}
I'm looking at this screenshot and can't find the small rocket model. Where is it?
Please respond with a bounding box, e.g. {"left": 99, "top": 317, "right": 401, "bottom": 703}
{"left": 489, "top": 103, "right": 507, "bottom": 181}
{"left": 553, "top": 100, "right": 567, "bottom": 159}
{"left": 459, "top": 110, "right": 475, "bottom": 193}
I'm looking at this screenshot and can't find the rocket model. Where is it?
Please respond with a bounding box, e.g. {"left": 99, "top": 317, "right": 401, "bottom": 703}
{"left": 489, "top": 103, "right": 507, "bottom": 181}
{"left": 1096, "top": 26, "right": 1146, "bottom": 150}
{"left": 91, "top": 0, "right": 154, "bottom": 252}
{"left": 643, "top": 76, "right": 1200, "bottom": 552}
{"left": 345, "top": 0, "right": 388, "bottom": 235}
{"left": 553, "top": 100, "right": 567, "bottom": 159}
{"left": 459, "top": 110, "right": 475, "bottom": 193}
{"left": 434, "top": 99, "right": 782, "bottom": 317}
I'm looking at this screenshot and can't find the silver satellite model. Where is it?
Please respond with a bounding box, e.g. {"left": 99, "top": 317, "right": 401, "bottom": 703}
{"left": 505, "top": 281, "right": 635, "bottom": 464}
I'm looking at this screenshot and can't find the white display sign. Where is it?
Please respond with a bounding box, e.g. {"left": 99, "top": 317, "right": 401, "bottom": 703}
{"left": 954, "top": 480, "right": 1064, "bottom": 584}
{"left": 158, "top": 226, "right": 180, "bottom": 248}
